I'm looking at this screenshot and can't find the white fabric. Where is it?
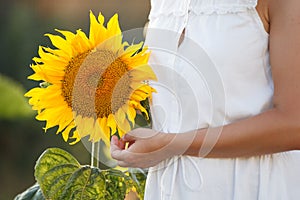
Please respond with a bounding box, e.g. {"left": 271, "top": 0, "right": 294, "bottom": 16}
{"left": 144, "top": 0, "right": 300, "bottom": 199}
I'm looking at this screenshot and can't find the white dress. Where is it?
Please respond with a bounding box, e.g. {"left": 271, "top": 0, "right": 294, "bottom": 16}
{"left": 144, "top": 0, "right": 300, "bottom": 199}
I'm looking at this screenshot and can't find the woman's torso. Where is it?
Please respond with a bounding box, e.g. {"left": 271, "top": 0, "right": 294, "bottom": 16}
{"left": 144, "top": 0, "right": 300, "bottom": 200}
{"left": 146, "top": 0, "right": 273, "bottom": 133}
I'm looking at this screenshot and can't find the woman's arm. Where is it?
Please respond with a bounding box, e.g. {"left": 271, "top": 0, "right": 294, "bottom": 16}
{"left": 111, "top": 0, "right": 300, "bottom": 168}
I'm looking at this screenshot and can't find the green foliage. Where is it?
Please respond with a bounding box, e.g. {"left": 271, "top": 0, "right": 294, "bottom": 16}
{"left": 15, "top": 148, "right": 147, "bottom": 200}
{"left": 14, "top": 184, "right": 44, "bottom": 200}
{"left": 60, "top": 166, "right": 106, "bottom": 199}
{"left": 129, "top": 169, "right": 147, "bottom": 200}
{"left": 34, "top": 148, "right": 81, "bottom": 199}
{"left": 102, "top": 169, "right": 131, "bottom": 200}
{"left": 0, "top": 74, "right": 33, "bottom": 119}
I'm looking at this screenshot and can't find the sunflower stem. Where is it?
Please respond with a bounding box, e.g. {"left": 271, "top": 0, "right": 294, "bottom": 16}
{"left": 91, "top": 142, "right": 95, "bottom": 167}
{"left": 96, "top": 141, "right": 100, "bottom": 168}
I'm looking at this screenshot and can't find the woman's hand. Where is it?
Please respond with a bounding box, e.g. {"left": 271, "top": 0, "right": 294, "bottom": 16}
{"left": 110, "top": 128, "right": 180, "bottom": 168}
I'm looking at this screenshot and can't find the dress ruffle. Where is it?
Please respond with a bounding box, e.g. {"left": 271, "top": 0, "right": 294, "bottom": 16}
{"left": 149, "top": 0, "right": 258, "bottom": 19}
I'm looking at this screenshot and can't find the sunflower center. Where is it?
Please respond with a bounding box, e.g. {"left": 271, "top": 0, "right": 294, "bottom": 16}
{"left": 62, "top": 49, "right": 132, "bottom": 119}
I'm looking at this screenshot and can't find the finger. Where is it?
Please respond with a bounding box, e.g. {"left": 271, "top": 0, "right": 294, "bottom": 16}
{"left": 111, "top": 135, "right": 125, "bottom": 149}
{"left": 119, "top": 139, "right": 126, "bottom": 149}
{"left": 110, "top": 139, "right": 125, "bottom": 161}
{"left": 111, "top": 135, "right": 119, "bottom": 145}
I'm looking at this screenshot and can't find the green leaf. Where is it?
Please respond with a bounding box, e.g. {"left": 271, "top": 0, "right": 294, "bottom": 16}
{"left": 102, "top": 169, "right": 131, "bottom": 200}
{"left": 39, "top": 164, "right": 80, "bottom": 199}
{"left": 34, "top": 148, "right": 134, "bottom": 200}
{"left": 61, "top": 166, "right": 106, "bottom": 199}
{"left": 128, "top": 168, "right": 147, "bottom": 200}
{"left": 14, "top": 183, "right": 45, "bottom": 200}
{"left": 34, "top": 148, "right": 81, "bottom": 199}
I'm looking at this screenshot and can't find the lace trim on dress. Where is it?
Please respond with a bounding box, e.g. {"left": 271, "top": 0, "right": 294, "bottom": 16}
{"left": 149, "top": 0, "right": 258, "bottom": 19}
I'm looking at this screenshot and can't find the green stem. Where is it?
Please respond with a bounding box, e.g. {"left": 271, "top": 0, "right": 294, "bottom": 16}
{"left": 96, "top": 141, "right": 100, "bottom": 168}
{"left": 91, "top": 142, "right": 95, "bottom": 167}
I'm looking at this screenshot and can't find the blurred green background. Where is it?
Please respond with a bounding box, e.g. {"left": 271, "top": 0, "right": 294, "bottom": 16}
{"left": 0, "top": 0, "right": 150, "bottom": 199}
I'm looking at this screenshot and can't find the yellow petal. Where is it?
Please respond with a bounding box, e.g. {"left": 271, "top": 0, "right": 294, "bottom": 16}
{"left": 89, "top": 11, "right": 107, "bottom": 46}
{"left": 122, "top": 47, "right": 150, "bottom": 68}
{"left": 75, "top": 116, "right": 87, "bottom": 138}
{"left": 106, "top": 14, "right": 123, "bottom": 51}
{"left": 92, "top": 119, "right": 110, "bottom": 146}
{"left": 130, "top": 101, "right": 149, "bottom": 119}
{"left": 38, "top": 46, "right": 58, "bottom": 61}
{"left": 137, "top": 85, "right": 155, "bottom": 93}
{"left": 107, "top": 14, "right": 121, "bottom": 37}
{"left": 77, "top": 30, "right": 92, "bottom": 50}
{"left": 123, "top": 42, "right": 143, "bottom": 57}
{"left": 119, "top": 118, "right": 131, "bottom": 133}
{"left": 133, "top": 90, "right": 149, "bottom": 99}
{"left": 130, "top": 82, "right": 145, "bottom": 90}
{"left": 42, "top": 46, "right": 70, "bottom": 61}
{"left": 36, "top": 106, "right": 67, "bottom": 130}
{"left": 55, "top": 29, "right": 76, "bottom": 42}
{"left": 45, "top": 33, "right": 73, "bottom": 57}
{"left": 131, "top": 93, "right": 146, "bottom": 101}
{"left": 56, "top": 115, "right": 73, "bottom": 134}
{"left": 32, "top": 56, "right": 42, "bottom": 63}
{"left": 117, "top": 126, "right": 125, "bottom": 138}
{"left": 126, "top": 105, "right": 136, "bottom": 125}
{"left": 116, "top": 108, "right": 126, "bottom": 126}
{"left": 100, "top": 117, "right": 110, "bottom": 141}
{"left": 130, "top": 66, "right": 157, "bottom": 81}
{"left": 97, "top": 13, "right": 105, "bottom": 25}
{"left": 71, "top": 30, "right": 91, "bottom": 53}
{"left": 107, "top": 114, "right": 117, "bottom": 134}
{"left": 24, "top": 87, "right": 44, "bottom": 97}
{"left": 90, "top": 119, "right": 101, "bottom": 142}
{"left": 62, "top": 123, "right": 75, "bottom": 142}
{"left": 83, "top": 117, "right": 95, "bottom": 137}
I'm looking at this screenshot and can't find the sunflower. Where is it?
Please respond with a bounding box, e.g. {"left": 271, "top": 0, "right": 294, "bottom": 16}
{"left": 25, "top": 11, "right": 156, "bottom": 145}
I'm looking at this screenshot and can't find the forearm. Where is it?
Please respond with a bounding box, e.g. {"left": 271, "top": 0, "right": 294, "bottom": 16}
{"left": 178, "top": 108, "right": 300, "bottom": 158}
